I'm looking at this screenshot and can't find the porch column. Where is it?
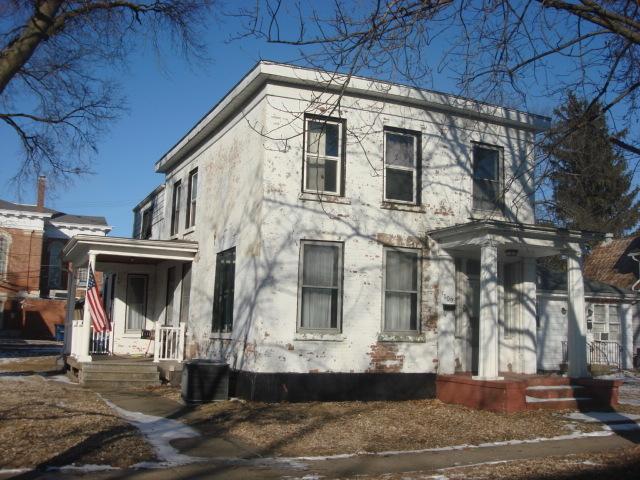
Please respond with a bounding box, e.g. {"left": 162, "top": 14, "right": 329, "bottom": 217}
{"left": 566, "top": 250, "right": 588, "bottom": 378}
{"left": 77, "top": 253, "right": 95, "bottom": 363}
{"left": 474, "top": 241, "right": 502, "bottom": 380}
{"left": 520, "top": 258, "right": 537, "bottom": 374}
{"left": 63, "top": 265, "right": 76, "bottom": 356}
{"left": 619, "top": 302, "right": 634, "bottom": 370}
{"left": 437, "top": 250, "right": 456, "bottom": 375}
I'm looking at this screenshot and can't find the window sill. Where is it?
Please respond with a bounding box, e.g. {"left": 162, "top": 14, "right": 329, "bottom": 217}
{"left": 378, "top": 333, "right": 425, "bottom": 343}
{"left": 299, "top": 192, "right": 351, "bottom": 205}
{"left": 210, "top": 332, "right": 233, "bottom": 340}
{"left": 380, "top": 202, "right": 425, "bottom": 213}
{"left": 122, "top": 332, "right": 143, "bottom": 338}
{"left": 294, "top": 332, "right": 344, "bottom": 342}
{"left": 182, "top": 227, "right": 196, "bottom": 237}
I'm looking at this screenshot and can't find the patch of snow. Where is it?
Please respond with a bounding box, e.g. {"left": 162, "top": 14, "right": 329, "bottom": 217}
{"left": 526, "top": 385, "right": 584, "bottom": 390}
{"left": 525, "top": 396, "right": 591, "bottom": 402}
{"left": 565, "top": 412, "right": 640, "bottom": 423}
{"left": 98, "top": 395, "right": 205, "bottom": 468}
{"left": 47, "top": 374, "right": 75, "bottom": 384}
{"left": 0, "top": 468, "right": 31, "bottom": 475}
{"left": 48, "top": 464, "right": 119, "bottom": 473}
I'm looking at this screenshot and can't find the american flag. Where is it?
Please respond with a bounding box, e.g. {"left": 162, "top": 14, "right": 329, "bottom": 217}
{"left": 87, "top": 266, "right": 110, "bottom": 332}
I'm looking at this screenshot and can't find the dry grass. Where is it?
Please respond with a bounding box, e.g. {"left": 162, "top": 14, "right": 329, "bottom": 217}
{"left": 0, "top": 373, "right": 156, "bottom": 469}
{"left": 144, "top": 385, "right": 598, "bottom": 458}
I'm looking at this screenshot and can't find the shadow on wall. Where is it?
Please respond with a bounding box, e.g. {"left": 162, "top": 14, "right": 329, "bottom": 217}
{"left": 1, "top": 298, "right": 65, "bottom": 340}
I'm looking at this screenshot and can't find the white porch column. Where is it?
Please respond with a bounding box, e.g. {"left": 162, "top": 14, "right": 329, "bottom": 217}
{"left": 77, "top": 253, "right": 95, "bottom": 363}
{"left": 474, "top": 241, "right": 502, "bottom": 380}
{"left": 63, "top": 266, "right": 76, "bottom": 356}
{"left": 437, "top": 250, "right": 456, "bottom": 375}
{"left": 620, "top": 302, "right": 634, "bottom": 370}
{"left": 520, "top": 258, "right": 538, "bottom": 374}
{"left": 566, "top": 250, "right": 589, "bottom": 378}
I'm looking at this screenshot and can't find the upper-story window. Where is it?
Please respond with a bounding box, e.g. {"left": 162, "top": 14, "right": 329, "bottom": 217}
{"left": 170, "top": 180, "right": 182, "bottom": 236}
{"left": 186, "top": 168, "right": 198, "bottom": 229}
{"left": 472, "top": 144, "right": 504, "bottom": 212}
{"left": 140, "top": 208, "right": 152, "bottom": 239}
{"left": 384, "top": 128, "right": 421, "bottom": 204}
{"left": 303, "top": 116, "right": 344, "bottom": 195}
{"left": 0, "top": 232, "right": 10, "bottom": 280}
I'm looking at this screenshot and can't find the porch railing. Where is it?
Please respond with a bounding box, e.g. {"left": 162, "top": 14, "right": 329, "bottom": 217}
{"left": 89, "top": 328, "right": 111, "bottom": 355}
{"left": 154, "top": 323, "right": 185, "bottom": 362}
{"left": 561, "top": 340, "right": 623, "bottom": 369}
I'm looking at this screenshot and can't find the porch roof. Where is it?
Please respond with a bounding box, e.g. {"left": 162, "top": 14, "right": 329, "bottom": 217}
{"left": 429, "top": 219, "right": 602, "bottom": 258}
{"left": 63, "top": 235, "right": 198, "bottom": 266}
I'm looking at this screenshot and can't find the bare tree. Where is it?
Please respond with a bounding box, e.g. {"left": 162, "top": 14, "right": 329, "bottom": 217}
{"left": 240, "top": 1, "right": 640, "bottom": 154}
{"left": 0, "top": 0, "right": 216, "bottom": 189}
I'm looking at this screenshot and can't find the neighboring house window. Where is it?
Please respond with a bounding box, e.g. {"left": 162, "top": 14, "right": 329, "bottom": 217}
{"left": 179, "top": 263, "right": 192, "bottom": 324}
{"left": 165, "top": 266, "right": 177, "bottom": 326}
{"left": 472, "top": 144, "right": 503, "bottom": 211}
{"left": 588, "top": 304, "right": 621, "bottom": 342}
{"left": 140, "top": 208, "right": 152, "bottom": 239}
{"left": 48, "top": 242, "right": 64, "bottom": 289}
{"left": 383, "top": 248, "right": 420, "bottom": 333}
{"left": 212, "top": 248, "right": 236, "bottom": 333}
{"left": 76, "top": 267, "right": 88, "bottom": 287}
{"left": 0, "top": 232, "right": 10, "bottom": 280}
{"left": 303, "top": 116, "right": 344, "bottom": 195}
{"left": 170, "top": 180, "right": 182, "bottom": 236}
{"left": 186, "top": 168, "right": 198, "bottom": 229}
{"left": 125, "top": 274, "right": 147, "bottom": 331}
{"left": 384, "top": 128, "right": 421, "bottom": 203}
{"left": 298, "top": 240, "right": 343, "bottom": 332}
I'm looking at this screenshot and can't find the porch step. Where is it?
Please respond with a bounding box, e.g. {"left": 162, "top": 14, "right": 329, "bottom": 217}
{"left": 525, "top": 396, "right": 594, "bottom": 410}
{"left": 79, "top": 360, "right": 160, "bottom": 389}
{"left": 525, "top": 377, "right": 572, "bottom": 387}
{"left": 525, "top": 385, "right": 587, "bottom": 400}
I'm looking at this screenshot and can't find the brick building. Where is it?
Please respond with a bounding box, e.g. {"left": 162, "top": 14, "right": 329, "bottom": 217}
{"left": 0, "top": 177, "right": 111, "bottom": 338}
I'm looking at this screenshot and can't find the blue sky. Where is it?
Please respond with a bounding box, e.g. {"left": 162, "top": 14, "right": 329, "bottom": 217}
{"left": 0, "top": 5, "right": 636, "bottom": 236}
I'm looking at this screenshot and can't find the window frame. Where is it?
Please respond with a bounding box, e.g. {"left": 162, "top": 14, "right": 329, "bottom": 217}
{"left": 140, "top": 208, "right": 153, "bottom": 239}
{"left": 471, "top": 142, "right": 504, "bottom": 213}
{"left": 212, "top": 247, "right": 236, "bottom": 334}
{"left": 170, "top": 180, "right": 182, "bottom": 236}
{"left": 588, "top": 303, "right": 621, "bottom": 342}
{"left": 382, "top": 246, "right": 421, "bottom": 334}
{"left": 302, "top": 114, "right": 346, "bottom": 197}
{"left": 0, "top": 232, "right": 11, "bottom": 280}
{"left": 383, "top": 127, "right": 422, "bottom": 205}
{"left": 297, "top": 240, "right": 344, "bottom": 334}
{"left": 185, "top": 168, "right": 198, "bottom": 229}
{"left": 124, "top": 274, "right": 148, "bottom": 332}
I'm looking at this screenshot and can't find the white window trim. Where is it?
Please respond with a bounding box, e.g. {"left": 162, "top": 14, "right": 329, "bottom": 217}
{"left": 302, "top": 117, "right": 343, "bottom": 196}
{"left": 383, "top": 129, "right": 419, "bottom": 204}
{"left": 587, "top": 303, "right": 621, "bottom": 342}
{"left": 170, "top": 180, "right": 182, "bottom": 236}
{"left": 472, "top": 143, "right": 504, "bottom": 212}
{"left": 297, "top": 240, "right": 344, "bottom": 334}
{"left": 0, "top": 232, "right": 11, "bottom": 280}
{"left": 382, "top": 246, "right": 421, "bottom": 334}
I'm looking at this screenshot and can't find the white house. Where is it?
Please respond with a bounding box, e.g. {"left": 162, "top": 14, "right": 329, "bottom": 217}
{"left": 62, "top": 62, "right": 634, "bottom": 405}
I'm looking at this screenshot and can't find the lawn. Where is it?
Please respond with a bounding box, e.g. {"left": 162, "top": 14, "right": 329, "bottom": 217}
{"left": 0, "top": 356, "right": 156, "bottom": 469}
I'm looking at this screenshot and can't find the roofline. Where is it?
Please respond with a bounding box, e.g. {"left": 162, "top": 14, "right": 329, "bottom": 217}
{"left": 133, "top": 184, "right": 166, "bottom": 212}
{"left": 63, "top": 235, "right": 198, "bottom": 256}
{"left": 155, "top": 61, "right": 551, "bottom": 174}
{"left": 0, "top": 208, "right": 53, "bottom": 219}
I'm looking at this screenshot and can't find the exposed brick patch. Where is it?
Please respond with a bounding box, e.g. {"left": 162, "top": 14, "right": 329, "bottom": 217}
{"left": 375, "top": 233, "right": 426, "bottom": 249}
{"left": 286, "top": 343, "right": 294, "bottom": 351}
{"left": 367, "top": 342, "right": 404, "bottom": 372}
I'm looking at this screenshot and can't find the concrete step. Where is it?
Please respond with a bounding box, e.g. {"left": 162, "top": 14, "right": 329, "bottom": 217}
{"left": 83, "top": 363, "right": 159, "bottom": 373}
{"left": 83, "top": 371, "right": 161, "bottom": 382}
{"left": 525, "top": 395, "right": 594, "bottom": 410}
{"left": 526, "top": 377, "right": 572, "bottom": 387}
{"left": 525, "top": 385, "right": 587, "bottom": 400}
{"left": 82, "top": 379, "right": 160, "bottom": 390}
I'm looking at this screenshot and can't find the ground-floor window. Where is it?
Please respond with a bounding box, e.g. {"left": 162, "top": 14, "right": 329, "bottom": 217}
{"left": 125, "top": 274, "right": 147, "bottom": 331}
{"left": 212, "top": 248, "right": 235, "bottom": 333}
{"left": 383, "top": 248, "right": 420, "bottom": 333}
{"left": 298, "top": 240, "right": 343, "bottom": 332}
{"left": 588, "top": 303, "right": 620, "bottom": 342}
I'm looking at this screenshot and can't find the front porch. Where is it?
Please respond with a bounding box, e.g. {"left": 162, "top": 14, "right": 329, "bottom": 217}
{"left": 61, "top": 236, "right": 198, "bottom": 379}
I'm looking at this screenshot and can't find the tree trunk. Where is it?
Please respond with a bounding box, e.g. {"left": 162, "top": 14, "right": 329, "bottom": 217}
{"left": 0, "top": 0, "right": 64, "bottom": 96}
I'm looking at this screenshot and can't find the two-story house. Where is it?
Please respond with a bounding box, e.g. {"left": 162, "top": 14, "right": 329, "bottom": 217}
{"left": 62, "top": 62, "right": 632, "bottom": 406}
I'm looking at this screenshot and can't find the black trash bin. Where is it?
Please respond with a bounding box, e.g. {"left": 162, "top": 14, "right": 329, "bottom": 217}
{"left": 181, "top": 359, "right": 229, "bottom": 404}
